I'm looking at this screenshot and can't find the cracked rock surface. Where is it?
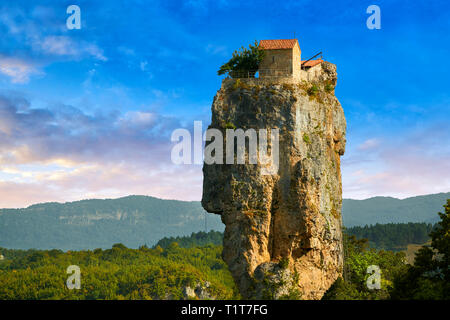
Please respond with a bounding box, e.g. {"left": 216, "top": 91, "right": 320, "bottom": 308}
{"left": 202, "top": 62, "right": 346, "bottom": 300}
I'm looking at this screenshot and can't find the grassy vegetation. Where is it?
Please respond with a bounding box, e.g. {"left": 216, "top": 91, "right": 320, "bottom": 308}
{"left": 404, "top": 241, "right": 431, "bottom": 265}
{"left": 324, "top": 83, "right": 334, "bottom": 93}
{"left": 224, "top": 122, "right": 237, "bottom": 129}
{"left": 232, "top": 78, "right": 251, "bottom": 91}
{"left": 307, "top": 84, "right": 319, "bottom": 96}
{"left": 303, "top": 133, "right": 311, "bottom": 144}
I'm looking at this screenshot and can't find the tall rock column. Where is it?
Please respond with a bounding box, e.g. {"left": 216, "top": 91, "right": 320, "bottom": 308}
{"left": 202, "top": 62, "right": 346, "bottom": 299}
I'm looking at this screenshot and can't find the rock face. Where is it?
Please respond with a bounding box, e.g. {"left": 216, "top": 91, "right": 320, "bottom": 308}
{"left": 183, "top": 281, "right": 214, "bottom": 300}
{"left": 202, "top": 62, "right": 346, "bottom": 300}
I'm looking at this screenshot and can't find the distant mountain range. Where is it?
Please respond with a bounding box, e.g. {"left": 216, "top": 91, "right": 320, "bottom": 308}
{"left": 0, "top": 192, "right": 448, "bottom": 250}
{"left": 0, "top": 196, "right": 224, "bottom": 251}
{"left": 342, "top": 192, "right": 449, "bottom": 227}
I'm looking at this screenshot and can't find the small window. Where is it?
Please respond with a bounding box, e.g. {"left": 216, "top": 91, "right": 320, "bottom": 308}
{"left": 272, "top": 56, "right": 275, "bottom": 63}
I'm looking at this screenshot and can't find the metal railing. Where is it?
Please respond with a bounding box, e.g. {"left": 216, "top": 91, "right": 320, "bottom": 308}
{"left": 226, "top": 69, "right": 293, "bottom": 79}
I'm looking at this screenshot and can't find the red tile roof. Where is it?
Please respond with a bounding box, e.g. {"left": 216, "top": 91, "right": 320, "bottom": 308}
{"left": 301, "top": 59, "right": 323, "bottom": 67}
{"left": 259, "top": 39, "right": 299, "bottom": 50}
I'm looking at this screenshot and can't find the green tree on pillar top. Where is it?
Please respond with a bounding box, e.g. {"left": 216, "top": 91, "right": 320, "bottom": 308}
{"left": 217, "top": 40, "right": 265, "bottom": 78}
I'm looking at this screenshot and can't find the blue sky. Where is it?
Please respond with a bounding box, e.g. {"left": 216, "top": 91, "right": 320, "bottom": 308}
{"left": 0, "top": 0, "right": 449, "bottom": 207}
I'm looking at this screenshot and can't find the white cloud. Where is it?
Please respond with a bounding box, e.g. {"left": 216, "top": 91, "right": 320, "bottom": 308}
{"left": 205, "top": 44, "right": 228, "bottom": 56}
{"left": 37, "top": 36, "right": 107, "bottom": 61}
{"left": 121, "top": 111, "right": 155, "bottom": 126}
{"left": 342, "top": 124, "right": 450, "bottom": 199}
{"left": 140, "top": 60, "right": 148, "bottom": 71}
{"left": 0, "top": 56, "right": 42, "bottom": 83}
{"left": 0, "top": 6, "right": 107, "bottom": 84}
{"left": 117, "top": 46, "right": 136, "bottom": 56}
{"left": 0, "top": 162, "right": 203, "bottom": 208}
{"left": 357, "top": 138, "right": 380, "bottom": 151}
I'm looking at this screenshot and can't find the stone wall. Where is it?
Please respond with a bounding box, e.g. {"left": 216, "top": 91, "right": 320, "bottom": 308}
{"left": 259, "top": 49, "right": 293, "bottom": 77}
{"left": 225, "top": 60, "right": 324, "bottom": 85}
{"left": 300, "top": 64, "right": 322, "bottom": 81}
{"left": 292, "top": 43, "right": 302, "bottom": 79}
{"left": 259, "top": 43, "right": 302, "bottom": 79}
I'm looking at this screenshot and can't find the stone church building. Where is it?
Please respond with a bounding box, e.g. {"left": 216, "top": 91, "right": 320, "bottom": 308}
{"left": 258, "top": 39, "right": 323, "bottom": 80}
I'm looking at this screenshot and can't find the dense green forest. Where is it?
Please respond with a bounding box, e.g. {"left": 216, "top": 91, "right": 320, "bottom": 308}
{"left": 155, "top": 222, "right": 434, "bottom": 252}
{"left": 325, "top": 200, "right": 450, "bottom": 300}
{"left": 345, "top": 222, "right": 434, "bottom": 251}
{"left": 0, "top": 237, "right": 400, "bottom": 300}
{"left": 322, "top": 234, "right": 408, "bottom": 299}
{"left": 0, "top": 243, "right": 237, "bottom": 300}
{"left": 0, "top": 234, "right": 436, "bottom": 300}
{"left": 1, "top": 193, "right": 448, "bottom": 250}
{"left": 155, "top": 231, "right": 223, "bottom": 249}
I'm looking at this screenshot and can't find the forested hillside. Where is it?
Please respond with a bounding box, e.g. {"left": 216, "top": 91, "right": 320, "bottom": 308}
{"left": 345, "top": 223, "right": 433, "bottom": 251}
{"left": 0, "top": 196, "right": 223, "bottom": 250}
{"left": 155, "top": 230, "right": 223, "bottom": 249}
{"left": 0, "top": 193, "right": 447, "bottom": 250}
{"left": 154, "top": 223, "right": 434, "bottom": 252}
{"left": 0, "top": 199, "right": 448, "bottom": 300}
